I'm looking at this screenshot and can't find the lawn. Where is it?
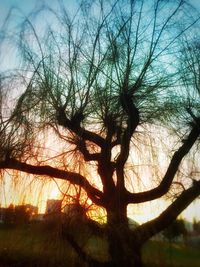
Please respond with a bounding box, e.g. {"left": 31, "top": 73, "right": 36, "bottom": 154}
{"left": 143, "top": 240, "right": 200, "bottom": 267}
{"left": 0, "top": 223, "right": 199, "bottom": 267}
{"left": 0, "top": 223, "right": 82, "bottom": 267}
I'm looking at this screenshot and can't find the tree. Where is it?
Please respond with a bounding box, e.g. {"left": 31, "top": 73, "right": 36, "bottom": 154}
{"left": 4, "top": 204, "right": 15, "bottom": 226}
{"left": 0, "top": 0, "right": 200, "bottom": 266}
{"left": 163, "top": 219, "right": 187, "bottom": 242}
{"left": 3, "top": 205, "right": 30, "bottom": 225}
{"left": 193, "top": 218, "right": 200, "bottom": 234}
{"left": 14, "top": 205, "right": 30, "bottom": 225}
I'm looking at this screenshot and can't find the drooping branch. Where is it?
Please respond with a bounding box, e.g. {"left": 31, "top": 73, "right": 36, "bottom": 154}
{"left": 0, "top": 158, "right": 104, "bottom": 206}
{"left": 126, "top": 123, "right": 200, "bottom": 203}
{"left": 134, "top": 180, "right": 200, "bottom": 244}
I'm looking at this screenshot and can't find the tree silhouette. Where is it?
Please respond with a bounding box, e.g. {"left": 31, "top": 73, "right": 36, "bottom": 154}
{"left": 0, "top": 0, "right": 200, "bottom": 266}
{"left": 163, "top": 219, "right": 187, "bottom": 242}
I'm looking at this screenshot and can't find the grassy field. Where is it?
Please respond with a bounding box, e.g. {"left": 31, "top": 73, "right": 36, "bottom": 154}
{"left": 0, "top": 223, "right": 82, "bottom": 267}
{"left": 143, "top": 240, "right": 200, "bottom": 267}
{"left": 0, "top": 223, "right": 199, "bottom": 267}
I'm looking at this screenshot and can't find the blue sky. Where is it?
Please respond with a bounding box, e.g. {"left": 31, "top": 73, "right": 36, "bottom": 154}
{"left": 0, "top": 0, "right": 199, "bottom": 27}
{"left": 0, "top": 0, "right": 50, "bottom": 71}
{"left": 0, "top": 0, "right": 77, "bottom": 20}
{"left": 0, "top": 0, "right": 41, "bottom": 24}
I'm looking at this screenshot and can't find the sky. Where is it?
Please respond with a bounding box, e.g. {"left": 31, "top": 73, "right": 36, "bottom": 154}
{"left": 0, "top": 0, "right": 200, "bottom": 224}
{"left": 0, "top": 0, "right": 75, "bottom": 23}
{"left": 0, "top": 0, "right": 40, "bottom": 25}
{"left": 0, "top": 0, "right": 199, "bottom": 13}
{"left": 0, "top": 0, "right": 200, "bottom": 27}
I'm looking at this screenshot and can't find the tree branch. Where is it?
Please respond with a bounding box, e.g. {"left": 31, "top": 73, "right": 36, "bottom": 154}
{"left": 77, "top": 139, "right": 100, "bottom": 162}
{"left": 126, "top": 124, "right": 200, "bottom": 203}
{"left": 0, "top": 158, "right": 104, "bottom": 206}
{"left": 134, "top": 180, "right": 200, "bottom": 243}
{"left": 116, "top": 93, "right": 140, "bottom": 168}
{"left": 56, "top": 107, "right": 105, "bottom": 148}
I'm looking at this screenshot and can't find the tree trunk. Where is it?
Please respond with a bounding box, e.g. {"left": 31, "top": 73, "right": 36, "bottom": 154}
{"left": 106, "top": 207, "right": 143, "bottom": 267}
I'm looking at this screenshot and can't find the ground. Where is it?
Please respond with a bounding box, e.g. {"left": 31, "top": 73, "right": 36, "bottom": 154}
{"left": 0, "top": 223, "right": 199, "bottom": 267}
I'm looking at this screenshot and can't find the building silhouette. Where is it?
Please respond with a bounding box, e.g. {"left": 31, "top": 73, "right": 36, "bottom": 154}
{"left": 46, "top": 199, "right": 62, "bottom": 215}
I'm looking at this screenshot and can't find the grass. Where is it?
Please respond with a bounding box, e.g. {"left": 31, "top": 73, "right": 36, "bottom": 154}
{"left": 0, "top": 223, "right": 83, "bottom": 267}
{"left": 143, "top": 240, "right": 200, "bottom": 267}
{"left": 0, "top": 223, "right": 199, "bottom": 267}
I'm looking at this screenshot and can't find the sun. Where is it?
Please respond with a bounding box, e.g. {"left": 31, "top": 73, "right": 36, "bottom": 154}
{"left": 48, "top": 186, "right": 61, "bottom": 199}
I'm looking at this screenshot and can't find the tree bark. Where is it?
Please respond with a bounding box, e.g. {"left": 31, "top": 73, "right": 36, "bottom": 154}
{"left": 106, "top": 206, "right": 143, "bottom": 267}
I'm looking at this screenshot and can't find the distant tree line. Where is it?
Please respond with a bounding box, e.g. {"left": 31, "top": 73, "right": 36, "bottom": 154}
{"left": 162, "top": 219, "right": 187, "bottom": 242}
{"left": 1, "top": 204, "right": 37, "bottom": 225}
{"left": 193, "top": 219, "right": 200, "bottom": 234}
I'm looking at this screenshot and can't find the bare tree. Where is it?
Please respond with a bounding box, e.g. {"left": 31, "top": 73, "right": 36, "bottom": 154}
{"left": 0, "top": 0, "right": 200, "bottom": 266}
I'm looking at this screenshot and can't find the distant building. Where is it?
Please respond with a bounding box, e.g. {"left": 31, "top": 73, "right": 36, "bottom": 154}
{"left": 46, "top": 199, "right": 62, "bottom": 215}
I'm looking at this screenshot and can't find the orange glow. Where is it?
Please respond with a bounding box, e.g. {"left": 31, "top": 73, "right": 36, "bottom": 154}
{"left": 47, "top": 186, "right": 61, "bottom": 200}
{"left": 1, "top": 165, "right": 200, "bottom": 224}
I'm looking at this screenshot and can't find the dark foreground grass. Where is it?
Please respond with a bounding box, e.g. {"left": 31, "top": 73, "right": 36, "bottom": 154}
{"left": 143, "top": 240, "right": 200, "bottom": 267}
{"left": 0, "top": 224, "right": 199, "bottom": 267}
{"left": 0, "top": 223, "right": 86, "bottom": 267}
